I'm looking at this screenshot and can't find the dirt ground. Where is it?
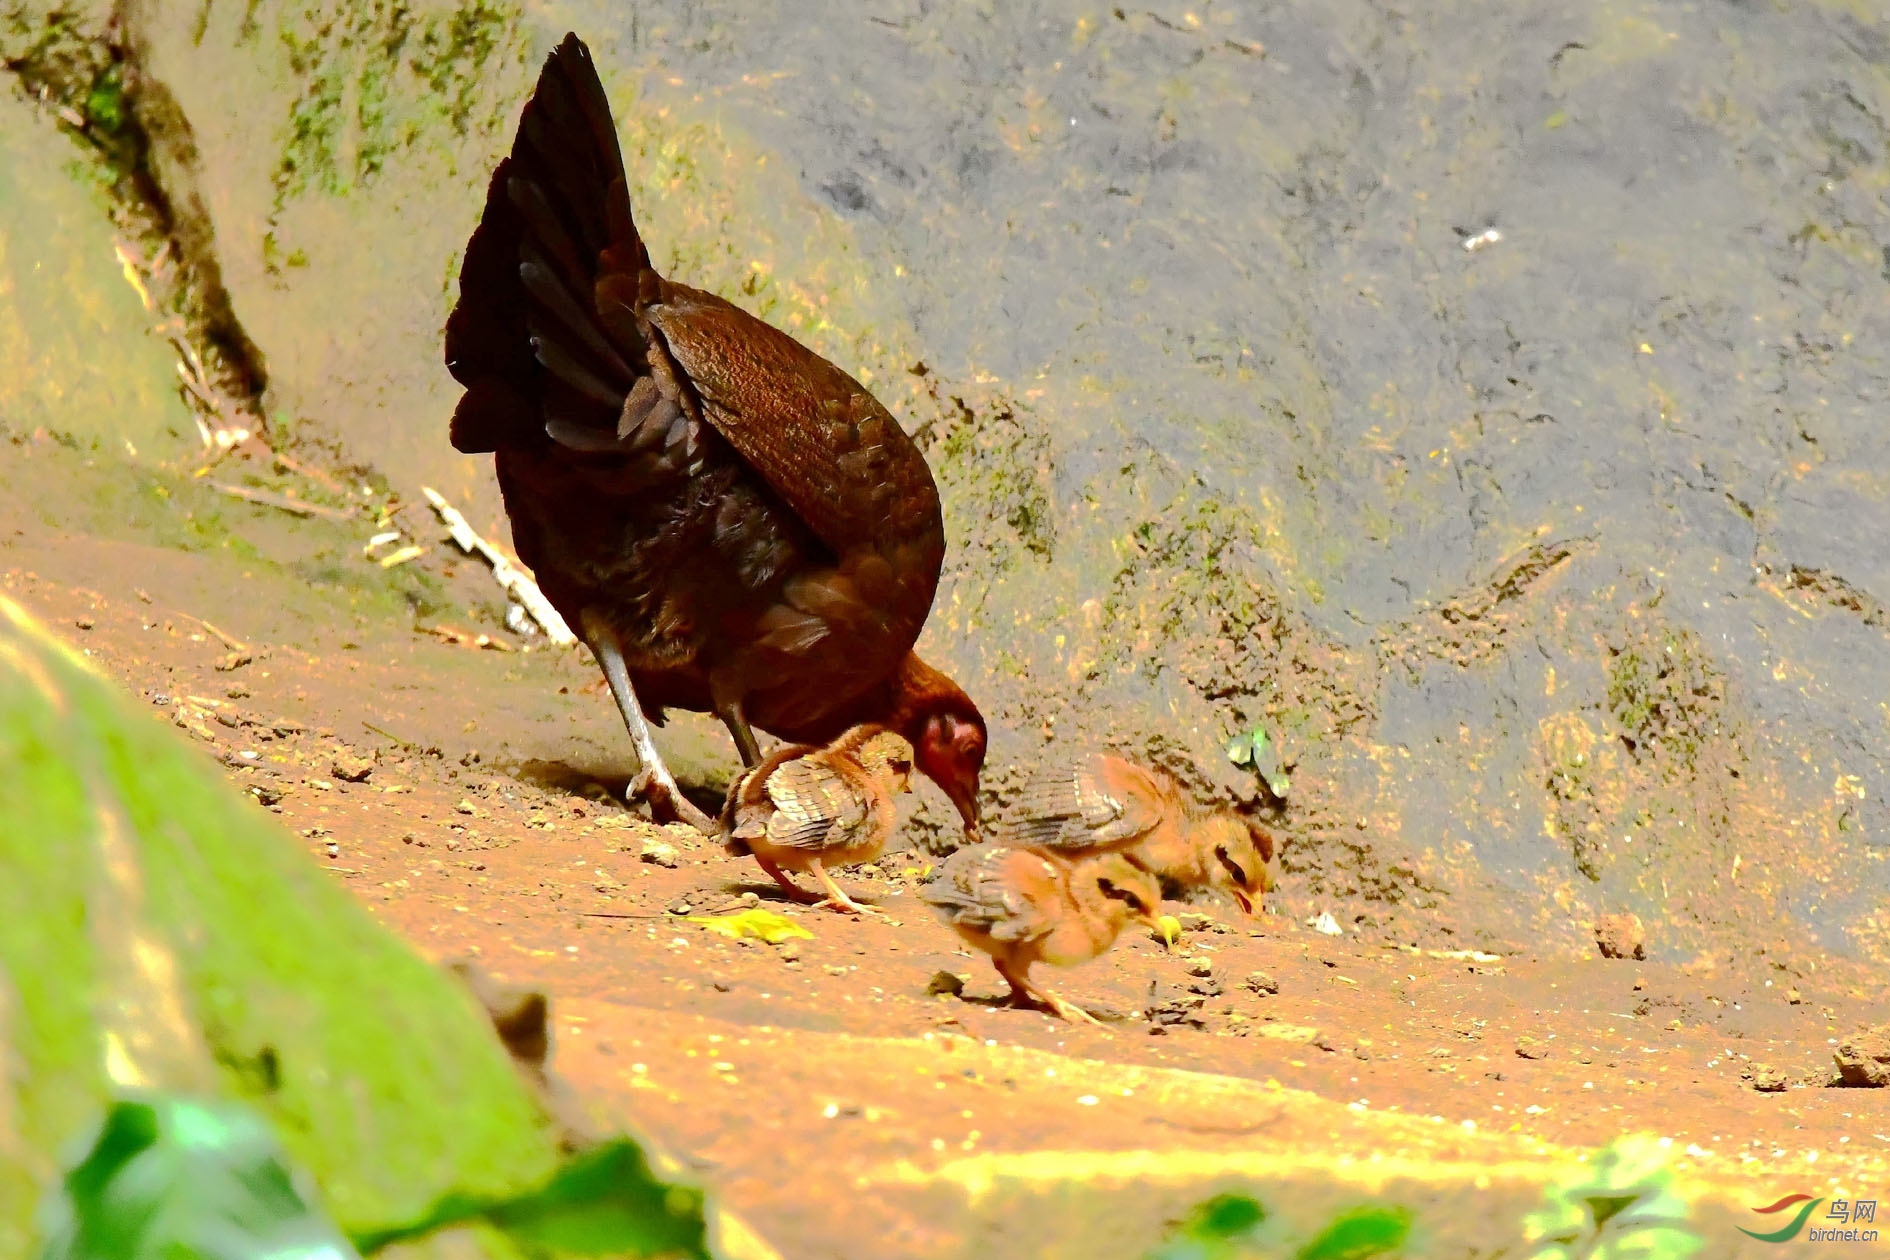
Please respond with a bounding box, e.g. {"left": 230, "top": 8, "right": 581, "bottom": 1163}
{"left": 5, "top": 438, "right": 1888, "bottom": 1257}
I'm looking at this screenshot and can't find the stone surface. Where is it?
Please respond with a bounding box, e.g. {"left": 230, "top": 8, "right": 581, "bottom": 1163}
{"left": 1593, "top": 913, "right": 1646, "bottom": 961}
{"left": 1834, "top": 1025, "right": 1890, "bottom": 1088}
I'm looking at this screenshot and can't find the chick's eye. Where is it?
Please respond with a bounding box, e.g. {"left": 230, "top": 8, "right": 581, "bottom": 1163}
{"left": 1215, "top": 844, "right": 1249, "bottom": 888}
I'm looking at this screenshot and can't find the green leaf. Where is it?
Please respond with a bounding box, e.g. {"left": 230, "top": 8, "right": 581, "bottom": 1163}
{"left": 1297, "top": 1206, "right": 1411, "bottom": 1260}
{"left": 1191, "top": 1195, "right": 1266, "bottom": 1239}
{"left": 36, "top": 1094, "right": 710, "bottom": 1260}
{"left": 353, "top": 1139, "right": 708, "bottom": 1258}
{"left": 35, "top": 1094, "right": 361, "bottom": 1260}
{"left": 1224, "top": 727, "right": 1290, "bottom": 800}
{"left": 1144, "top": 1193, "right": 1267, "bottom": 1259}
{"left": 1522, "top": 1135, "right": 1703, "bottom": 1260}
{"left": 0, "top": 592, "right": 561, "bottom": 1240}
{"left": 83, "top": 66, "right": 127, "bottom": 136}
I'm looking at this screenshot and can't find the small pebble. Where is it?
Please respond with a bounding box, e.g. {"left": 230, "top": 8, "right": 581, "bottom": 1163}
{"left": 1245, "top": 971, "right": 1280, "bottom": 996}
{"left": 925, "top": 970, "right": 965, "bottom": 997}
{"left": 641, "top": 839, "right": 681, "bottom": 868}
{"left": 1185, "top": 957, "right": 1214, "bottom": 978}
{"left": 330, "top": 752, "right": 374, "bottom": 783}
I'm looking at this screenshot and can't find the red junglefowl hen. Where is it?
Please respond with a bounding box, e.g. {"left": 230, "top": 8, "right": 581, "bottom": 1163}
{"left": 721, "top": 723, "right": 912, "bottom": 914}
{"left": 922, "top": 845, "right": 1163, "bottom": 1025}
{"left": 444, "top": 33, "right": 985, "bottom": 833}
{"left": 1000, "top": 752, "right": 1274, "bottom": 916}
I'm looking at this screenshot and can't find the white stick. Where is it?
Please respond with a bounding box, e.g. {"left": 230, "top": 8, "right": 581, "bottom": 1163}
{"left": 420, "top": 486, "right": 576, "bottom": 646}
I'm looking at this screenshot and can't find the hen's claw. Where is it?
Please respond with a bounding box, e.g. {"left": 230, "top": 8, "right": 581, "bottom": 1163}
{"left": 629, "top": 766, "right": 716, "bottom": 833}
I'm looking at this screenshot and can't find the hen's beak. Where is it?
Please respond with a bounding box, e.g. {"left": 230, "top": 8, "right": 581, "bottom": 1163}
{"left": 1231, "top": 887, "right": 1257, "bottom": 917}
{"left": 945, "top": 777, "right": 981, "bottom": 844}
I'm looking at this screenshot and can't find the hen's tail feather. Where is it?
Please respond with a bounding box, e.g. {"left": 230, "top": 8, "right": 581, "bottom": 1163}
{"left": 445, "top": 32, "right": 652, "bottom": 455}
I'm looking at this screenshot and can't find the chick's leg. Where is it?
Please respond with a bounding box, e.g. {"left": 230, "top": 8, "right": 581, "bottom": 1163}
{"left": 753, "top": 855, "right": 820, "bottom": 904}
{"left": 808, "top": 858, "right": 884, "bottom": 916}
{"left": 996, "top": 958, "right": 1101, "bottom": 1026}
{"left": 1027, "top": 983, "right": 1105, "bottom": 1027}
{"left": 992, "top": 958, "right": 1035, "bottom": 1008}
{"left": 584, "top": 614, "right": 715, "bottom": 832}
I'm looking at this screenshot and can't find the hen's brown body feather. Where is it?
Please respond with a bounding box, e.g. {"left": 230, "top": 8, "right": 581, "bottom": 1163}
{"left": 448, "top": 36, "right": 940, "bottom": 737}
{"left": 444, "top": 34, "right": 984, "bottom": 827}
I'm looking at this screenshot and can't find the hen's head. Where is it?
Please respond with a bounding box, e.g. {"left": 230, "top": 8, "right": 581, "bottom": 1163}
{"left": 913, "top": 702, "right": 986, "bottom": 839}
{"left": 887, "top": 654, "right": 986, "bottom": 839}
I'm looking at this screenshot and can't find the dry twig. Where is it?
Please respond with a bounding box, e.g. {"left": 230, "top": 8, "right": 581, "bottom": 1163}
{"left": 213, "top": 482, "right": 352, "bottom": 522}
{"left": 421, "top": 486, "right": 576, "bottom": 645}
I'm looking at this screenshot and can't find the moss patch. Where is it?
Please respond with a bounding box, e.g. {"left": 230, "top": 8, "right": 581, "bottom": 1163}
{"left": 0, "top": 92, "right": 197, "bottom": 458}
{"left": 0, "top": 595, "right": 560, "bottom": 1253}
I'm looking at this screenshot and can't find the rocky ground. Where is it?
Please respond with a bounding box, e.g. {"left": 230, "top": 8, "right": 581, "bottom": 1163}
{"left": 3, "top": 434, "right": 1886, "bottom": 1257}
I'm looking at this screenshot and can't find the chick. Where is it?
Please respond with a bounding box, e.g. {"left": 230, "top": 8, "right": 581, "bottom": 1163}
{"left": 720, "top": 724, "right": 913, "bottom": 914}
{"left": 921, "top": 845, "right": 1163, "bottom": 1025}
{"left": 1138, "top": 809, "right": 1275, "bottom": 917}
{"left": 1003, "top": 754, "right": 1177, "bottom": 854}
{"left": 1000, "top": 751, "right": 1275, "bottom": 916}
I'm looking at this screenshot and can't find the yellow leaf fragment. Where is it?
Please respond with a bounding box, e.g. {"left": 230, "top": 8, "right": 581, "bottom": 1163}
{"left": 685, "top": 909, "right": 813, "bottom": 944}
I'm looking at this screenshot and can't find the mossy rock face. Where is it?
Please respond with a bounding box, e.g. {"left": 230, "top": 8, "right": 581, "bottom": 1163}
{"left": 0, "top": 91, "right": 197, "bottom": 457}
{"left": 0, "top": 595, "right": 561, "bottom": 1255}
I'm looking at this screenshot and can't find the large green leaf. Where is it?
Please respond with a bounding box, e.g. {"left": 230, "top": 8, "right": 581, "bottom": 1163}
{"left": 34, "top": 1093, "right": 707, "bottom": 1260}
{"left": 355, "top": 1139, "right": 708, "bottom": 1258}
{"left": 35, "top": 1095, "right": 359, "bottom": 1260}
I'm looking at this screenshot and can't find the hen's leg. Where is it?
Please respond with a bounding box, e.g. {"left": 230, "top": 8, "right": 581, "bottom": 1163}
{"left": 584, "top": 614, "right": 715, "bottom": 832}
{"left": 714, "top": 694, "right": 763, "bottom": 768}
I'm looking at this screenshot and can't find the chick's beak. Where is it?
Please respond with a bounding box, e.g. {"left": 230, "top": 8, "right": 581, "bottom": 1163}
{"left": 1231, "top": 887, "right": 1257, "bottom": 917}
{"left": 1144, "top": 912, "right": 1174, "bottom": 950}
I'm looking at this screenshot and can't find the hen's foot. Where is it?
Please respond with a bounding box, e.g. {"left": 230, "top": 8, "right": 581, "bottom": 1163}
{"left": 628, "top": 766, "right": 716, "bottom": 833}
